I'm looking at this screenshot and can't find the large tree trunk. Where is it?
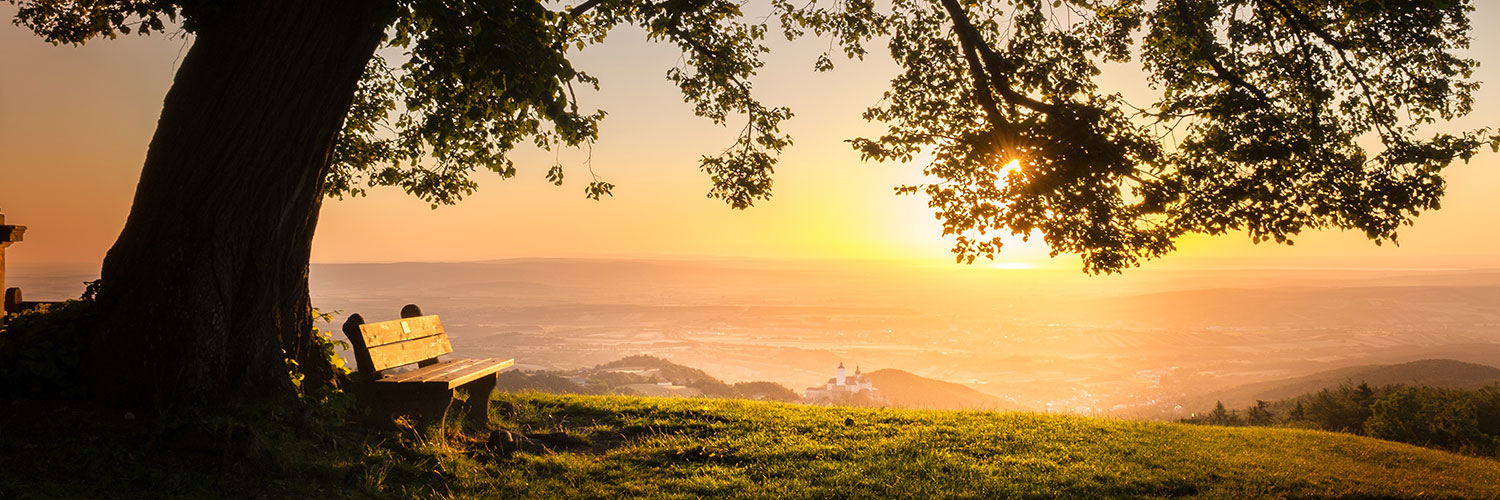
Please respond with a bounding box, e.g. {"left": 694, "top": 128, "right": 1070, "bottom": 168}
{"left": 89, "top": 0, "right": 393, "bottom": 410}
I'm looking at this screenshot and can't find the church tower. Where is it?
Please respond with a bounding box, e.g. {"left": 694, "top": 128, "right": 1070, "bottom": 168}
{"left": 836, "top": 362, "right": 846, "bottom": 386}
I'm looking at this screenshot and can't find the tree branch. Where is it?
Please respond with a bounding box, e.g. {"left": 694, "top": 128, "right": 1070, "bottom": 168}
{"left": 937, "top": 0, "right": 1056, "bottom": 116}
{"left": 1171, "top": 0, "right": 1270, "bottom": 102}
{"left": 569, "top": 0, "right": 605, "bottom": 17}
{"left": 1259, "top": 0, "right": 1349, "bottom": 51}
{"left": 1262, "top": 0, "right": 1397, "bottom": 141}
{"left": 958, "top": 33, "right": 1007, "bottom": 126}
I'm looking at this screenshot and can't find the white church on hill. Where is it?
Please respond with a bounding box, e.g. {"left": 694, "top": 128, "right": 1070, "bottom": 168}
{"left": 804, "top": 362, "right": 882, "bottom": 402}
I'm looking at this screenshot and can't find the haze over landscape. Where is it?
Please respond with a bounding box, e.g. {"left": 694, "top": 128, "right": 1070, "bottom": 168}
{"left": 12, "top": 258, "right": 1500, "bottom": 417}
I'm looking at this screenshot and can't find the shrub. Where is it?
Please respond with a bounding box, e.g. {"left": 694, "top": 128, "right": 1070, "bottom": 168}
{"left": 1300, "top": 383, "right": 1377, "bottom": 434}
{"left": 1366, "top": 386, "right": 1497, "bottom": 456}
{"left": 290, "top": 308, "right": 356, "bottom": 422}
{"left": 0, "top": 299, "right": 98, "bottom": 398}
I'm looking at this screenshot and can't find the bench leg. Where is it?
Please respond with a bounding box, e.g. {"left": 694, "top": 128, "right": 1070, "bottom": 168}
{"left": 367, "top": 386, "right": 452, "bottom": 433}
{"left": 457, "top": 374, "right": 498, "bottom": 431}
{"left": 358, "top": 374, "right": 498, "bottom": 434}
{"left": 411, "top": 390, "right": 454, "bottom": 433}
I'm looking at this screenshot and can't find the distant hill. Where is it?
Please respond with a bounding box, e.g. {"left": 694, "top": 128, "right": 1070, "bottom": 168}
{"left": 1184, "top": 359, "right": 1500, "bottom": 411}
{"left": 496, "top": 356, "right": 1013, "bottom": 410}
{"left": 597, "top": 355, "right": 738, "bottom": 396}
{"left": 864, "top": 369, "right": 1017, "bottom": 410}
{"left": 495, "top": 355, "right": 800, "bottom": 402}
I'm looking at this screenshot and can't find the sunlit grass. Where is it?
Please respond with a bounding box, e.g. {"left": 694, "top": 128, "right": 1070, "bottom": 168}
{"left": 4, "top": 393, "right": 1498, "bottom": 499}
{"left": 450, "top": 393, "right": 1500, "bottom": 499}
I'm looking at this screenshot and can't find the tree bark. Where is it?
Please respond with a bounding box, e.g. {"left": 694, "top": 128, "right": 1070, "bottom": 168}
{"left": 89, "top": 0, "right": 394, "bottom": 409}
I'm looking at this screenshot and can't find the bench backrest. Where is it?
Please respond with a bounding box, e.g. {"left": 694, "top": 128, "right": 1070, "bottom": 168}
{"left": 345, "top": 314, "right": 453, "bottom": 374}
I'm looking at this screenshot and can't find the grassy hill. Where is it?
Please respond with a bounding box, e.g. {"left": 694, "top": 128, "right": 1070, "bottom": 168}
{"left": 7, "top": 393, "right": 1499, "bottom": 499}
{"left": 477, "top": 394, "right": 1500, "bottom": 499}
{"left": 1185, "top": 359, "right": 1500, "bottom": 411}
{"left": 864, "top": 368, "right": 1018, "bottom": 410}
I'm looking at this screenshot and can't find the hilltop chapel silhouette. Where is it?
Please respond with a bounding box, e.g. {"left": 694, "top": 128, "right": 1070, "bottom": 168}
{"left": 804, "top": 362, "right": 882, "bottom": 403}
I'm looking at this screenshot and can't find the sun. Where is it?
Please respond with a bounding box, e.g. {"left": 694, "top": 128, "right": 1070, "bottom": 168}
{"left": 1001, "top": 158, "right": 1022, "bottom": 174}
{"left": 992, "top": 158, "right": 1024, "bottom": 191}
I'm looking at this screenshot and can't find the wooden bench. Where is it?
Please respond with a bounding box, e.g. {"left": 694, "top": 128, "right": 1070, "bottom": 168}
{"left": 342, "top": 305, "right": 513, "bottom": 431}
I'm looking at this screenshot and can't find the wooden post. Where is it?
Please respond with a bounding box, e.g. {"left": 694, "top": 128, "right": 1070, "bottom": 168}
{"left": 342, "top": 313, "right": 379, "bottom": 381}
{"left": 4, "top": 288, "right": 20, "bottom": 318}
{"left": 401, "top": 304, "right": 441, "bottom": 368}
{"left": 0, "top": 211, "right": 28, "bottom": 317}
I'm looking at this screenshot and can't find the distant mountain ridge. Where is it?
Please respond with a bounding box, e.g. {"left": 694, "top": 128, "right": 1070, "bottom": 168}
{"left": 1184, "top": 359, "right": 1500, "bottom": 412}
{"left": 864, "top": 369, "right": 1018, "bottom": 410}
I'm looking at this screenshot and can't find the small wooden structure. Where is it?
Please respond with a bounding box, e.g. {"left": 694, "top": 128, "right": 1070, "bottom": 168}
{"left": 343, "top": 305, "right": 513, "bottom": 431}
{"left": 0, "top": 211, "right": 27, "bottom": 322}
{"left": 0, "top": 212, "right": 66, "bottom": 320}
{"left": 4, "top": 288, "right": 63, "bottom": 317}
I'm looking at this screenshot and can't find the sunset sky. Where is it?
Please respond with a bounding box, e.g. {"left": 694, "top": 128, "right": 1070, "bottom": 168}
{"left": 2, "top": 3, "right": 1499, "bottom": 272}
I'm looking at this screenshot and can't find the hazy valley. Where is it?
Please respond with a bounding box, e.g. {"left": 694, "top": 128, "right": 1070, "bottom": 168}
{"left": 12, "top": 259, "right": 1500, "bottom": 417}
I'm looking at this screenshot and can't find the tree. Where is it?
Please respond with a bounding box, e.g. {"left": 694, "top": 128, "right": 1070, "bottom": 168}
{"left": 7, "top": 0, "right": 1495, "bottom": 409}
{"left": 1206, "top": 400, "right": 1237, "bottom": 425}
{"left": 12, "top": 1, "right": 399, "bottom": 409}
{"left": 1302, "top": 382, "right": 1378, "bottom": 434}
{"left": 1246, "top": 399, "right": 1272, "bottom": 426}
{"left": 1365, "top": 385, "right": 1494, "bottom": 455}
{"left": 1288, "top": 400, "right": 1305, "bottom": 421}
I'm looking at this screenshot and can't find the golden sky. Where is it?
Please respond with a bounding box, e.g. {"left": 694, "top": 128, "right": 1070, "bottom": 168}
{"left": 2, "top": 4, "right": 1498, "bottom": 271}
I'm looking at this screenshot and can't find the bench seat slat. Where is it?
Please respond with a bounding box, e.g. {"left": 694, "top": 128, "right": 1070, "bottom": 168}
{"left": 375, "top": 358, "right": 514, "bottom": 390}
{"left": 439, "top": 358, "right": 513, "bottom": 388}
{"left": 383, "top": 358, "right": 489, "bottom": 383}
{"left": 430, "top": 358, "right": 512, "bottom": 387}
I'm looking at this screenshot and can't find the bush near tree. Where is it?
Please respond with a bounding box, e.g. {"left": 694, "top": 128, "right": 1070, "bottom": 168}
{"left": 1184, "top": 382, "right": 1500, "bottom": 458}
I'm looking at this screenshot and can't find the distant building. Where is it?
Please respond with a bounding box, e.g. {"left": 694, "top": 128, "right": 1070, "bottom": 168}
{"left": 804, "top": 362, "right": 882, "bottom": 403}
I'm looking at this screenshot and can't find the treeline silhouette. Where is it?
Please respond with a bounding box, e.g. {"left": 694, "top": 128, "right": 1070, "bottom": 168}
{"left": 1183, "top": 383, "right": 1500, "bottom": 457}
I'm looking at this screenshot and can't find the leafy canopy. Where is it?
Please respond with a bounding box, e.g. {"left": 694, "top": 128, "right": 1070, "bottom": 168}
{"left": 11, "top": 0, "right": 1499, "bottom": 272}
